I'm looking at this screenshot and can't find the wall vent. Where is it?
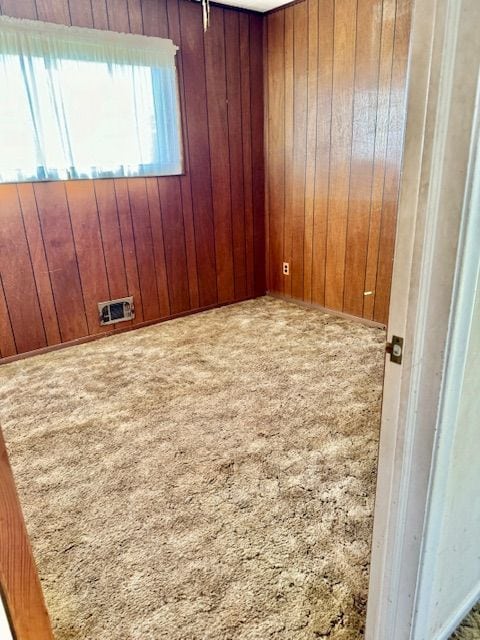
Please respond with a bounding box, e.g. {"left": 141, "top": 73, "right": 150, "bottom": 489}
{"left": 98, "top": 297, "right": 135, "bottom": 326}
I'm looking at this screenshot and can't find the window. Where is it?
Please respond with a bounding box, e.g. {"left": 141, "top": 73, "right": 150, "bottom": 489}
{"left": 0, "top": 17, "right": 183, "bottom": 183}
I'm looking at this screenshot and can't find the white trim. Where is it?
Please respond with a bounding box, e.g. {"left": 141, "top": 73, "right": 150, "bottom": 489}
{"left": 365, "top": 0, "right": 440, "bottom": 633}
{"left": 411, "top": 67, "right": 480, "bottom": 639}
{"left": 434, "top": 583, "right": 480, "bottom": 640}
{"left": 387, "top": 0, "right": 462, "bottom": 635}
{"left": 366, "top": 0, "right": 480, "bottom": 637}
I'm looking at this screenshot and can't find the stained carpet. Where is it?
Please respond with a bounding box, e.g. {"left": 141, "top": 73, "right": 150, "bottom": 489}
{"left": 0, "top": 296, "right": 385, "bottom": 639}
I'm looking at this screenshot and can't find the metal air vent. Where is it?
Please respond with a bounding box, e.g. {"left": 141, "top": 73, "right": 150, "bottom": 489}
{"left": 98, "top": 297, "right": 135, "bottom": 326}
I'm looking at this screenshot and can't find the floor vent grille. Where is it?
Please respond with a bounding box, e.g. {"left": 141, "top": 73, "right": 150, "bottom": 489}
{"left": 98, "top": 297, "right": 135, "bottom": 326}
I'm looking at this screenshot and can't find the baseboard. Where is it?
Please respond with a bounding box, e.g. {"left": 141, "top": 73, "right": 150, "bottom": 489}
{"left": 266, "top": 292, "right": 387, "bottom": 330}
{"left": 0, "top": 295, "right": 261, "bottom": 366}
{"left": 1, "top": 293, "right": 384, "bottom": 365}
{"left": 434, "top": 582, "right": 480, "bottom": 640}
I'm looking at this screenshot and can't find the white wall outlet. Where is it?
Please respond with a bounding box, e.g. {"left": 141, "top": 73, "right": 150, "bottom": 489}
{"left": 283, "top": 262, "right": 290, "bottom": 275}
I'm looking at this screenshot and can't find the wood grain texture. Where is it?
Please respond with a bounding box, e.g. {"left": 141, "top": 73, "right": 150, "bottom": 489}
{"left": 93, "top": 179, "right": 130, "bottom": 302}
{"left": 373, "top": 0, "right": 412, "bottom": 324}
{"left": 266, "top": 9, "right": 285, "bottom": 296}
{"left": 265, "top": 0, "right": 411, "bottom": 325}
{"left": 363, "top": 0, "right": 396, "bottom": 320}
{"left": 204, "top": 7, "right": 235, "bottom": 303}
{"left": 33, "top": 182, "right": 89, "bottom": 342}
{"left": 0, "top": 185, "right": 47, "bottom": 354}
{"left": 179, "top": 0, "right": 218, "bottom": 307}
{"left": 146, "top": 177, "right": 171, "bottom": 318}
{"left": 225, "top": 10, "right": 247, "bottom": 301}
{"left": 0, "top": 428, "right": 53, "bottom": 639}
{"left": 0, "top": 0, "right": 265, "bottom": 361}
{"left": 156, "top": 177, "right": 190, "bottom": 314}
{"left": 325, "top": 0, "right": 357, "bottom": 311}
{"left": 283, "top": 5, "right": 294, "bottom": 298}
{"left": 240, "top": 12, "right": 254, "bottom": 297}
{"left": 65, "top": 181, "right": 111, "bottom": 334}
{"left": 68, "top": 0, "right": 93, "bottom": 26}
{"left": 17, "top": 184, "right": 62, "bottom": 346}
{"left": 167, "top": 0, "right": 200, "bottom": 309}
{"left": 302, "top": 0, "right": 319, "bottom": 304}
{"left": 291, "top": 0, "right": 308, "bottom": 300}
{"left": 249, "top": 14, "right": 266, "bottom": 297}
{"left": 343, "top": 0, "right": 382, "bottom": 317}
{"left": 0, "top": 278, "right": 16, "bottom": 358}
{"left": 0, "top": 0, "right": 37, "bottom": 18}
{"left": 312, "top": 0, "right": 334, "bottom": 306}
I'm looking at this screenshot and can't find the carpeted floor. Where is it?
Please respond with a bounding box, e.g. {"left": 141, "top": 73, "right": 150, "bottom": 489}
{"left": 0, "top": 296, "right": 385, "bottom": 640}
{"left": 452, "top": 604, "right": 480, "bottom": 639}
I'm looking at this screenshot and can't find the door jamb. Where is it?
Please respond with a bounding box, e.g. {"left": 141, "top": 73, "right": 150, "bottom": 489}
{"left": 366, "top": 0, "right": 480, "bottom": 637}
{"left": 0, "top": 427, "right": 53, "bottom": 640}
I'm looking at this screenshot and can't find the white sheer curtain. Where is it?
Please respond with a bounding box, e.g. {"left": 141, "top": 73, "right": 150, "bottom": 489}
{"left": 0, "top": 17, "right": 182, "bottom": 182}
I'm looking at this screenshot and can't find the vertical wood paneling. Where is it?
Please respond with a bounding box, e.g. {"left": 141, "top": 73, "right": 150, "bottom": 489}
{"left": 266, "top": 10, "right": 285, "bottom": 296}
{"left": 113, "top": 179, "right": 144, "bottom": 323}
{"left": 167, "top": 0, "right": 200, "bottom": 309}
{"left": 35, "top": 0, "right": 70, "bottom": 23}
{"left": 204, "top": 7, "right": 235, "bottom": 303}
{"left": 90, "top": 0, "right": 108, "bottom": 28}
{"left": 0, "top": 0, "right": 265, "bottom": 362}
{"left": 263, "top": 13, "right": 271, "bottom": 292}
{"left": 143, "top": 178, "right": 170, "bottom": 318}
{"left": 225, "top": 11, "right": 247, "bottom": 301}
{"left": 324, "top": 0, "right": 357, "bottom": 310}
{"left": 363, "top": 0, "right": 396, "bottom": 320}
{"left": 127, "top": 0, "right": 143, "bottom": 34}
{"left": 141, "top": 0, "right": 168, "bottom": 37}
{"left": 17, "top": 184, "right": 61, "bottom": 346}
{"left": 179, "top": 0, "right": 218, "bottom": 307}
{"left": 250, "top": 13, "right": 266, "bottom": 297}
{"left": 33, "top": 183, "right": 88, "bottom": 342}
{"left": 126, "top": 179, "right": 161, "bottom": 322}
{"left": 67, "top": 0, "right": 93, "bottom": 26}
{"left": 291, "top": 0, "right": 308, "bottom": 300}
{"left": 0, "top": 0, "right": 37, "bottom": 18}
{"left": 105, "top": 0, "right": 130, "bottom": 31}
{"left": 64, "top": 181, "right": 110, "bottom": 334}
{"left": 343, "top": 0, "right": 382, "bottom": 317}
{"left": 94, "top": 180, "right": 129, "bottom": 301}
{"left": 0, "top": 278, "right": 17, "bottom": 358}
{"left": 266, "top": 0, "right": 411, "bottom": 325}
{"left": 239, "top": 13, "right": 254, "bottom": 297}
{"left": 0, "top": 186, "right": 46, "bottom": 354}
{"left": 373, "top": 0, "right": 412, "bottom": 325}
{"left": 156, "top": 178, "right": 190, "bottom": 314}
{"left": 283, "top": 6, "right": 294, "bottom": 298}
{"left": 311, "top": 0, "right": 334, "bottom": 306}
{"left": 303, "top": 0, "right": 319, "bottom": 304}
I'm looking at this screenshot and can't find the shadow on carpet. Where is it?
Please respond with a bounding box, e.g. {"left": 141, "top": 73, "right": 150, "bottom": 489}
{"left": 0, "top": 297, "right": 385, "bottom": 639}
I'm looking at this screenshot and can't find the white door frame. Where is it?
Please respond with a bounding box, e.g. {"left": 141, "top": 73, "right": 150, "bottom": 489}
{"left": 365, "top": 0, "right": 480, "bottom": 637}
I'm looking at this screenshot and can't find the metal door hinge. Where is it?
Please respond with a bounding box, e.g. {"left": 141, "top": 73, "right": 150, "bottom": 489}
{"left": 386, "top": 335, "right": 404, "bottom": 364}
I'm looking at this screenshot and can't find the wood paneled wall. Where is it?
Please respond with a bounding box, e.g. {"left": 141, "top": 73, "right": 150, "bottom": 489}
{"left": 0, "top": 0, "right": 265, "bottom": 360}
{"left": 265, "top": 0, "right": 412, "bottom": 325}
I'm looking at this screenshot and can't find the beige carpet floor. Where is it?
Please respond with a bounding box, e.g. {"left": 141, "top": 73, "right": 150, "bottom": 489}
{"left": 452, "top": 604, "right": 480, "bottom": 639}
{"left": 0, "top": 296, "right": 385, "bottom": 640}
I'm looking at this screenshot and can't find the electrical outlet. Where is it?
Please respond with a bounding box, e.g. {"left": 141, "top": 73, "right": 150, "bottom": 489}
{"left": 283, "top": 262, "right": 290, "bottom": 275}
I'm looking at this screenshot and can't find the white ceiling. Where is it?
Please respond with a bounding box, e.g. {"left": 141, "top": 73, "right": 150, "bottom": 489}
{"left": 213, "top": 0, "right": 290, "bottom": 13}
